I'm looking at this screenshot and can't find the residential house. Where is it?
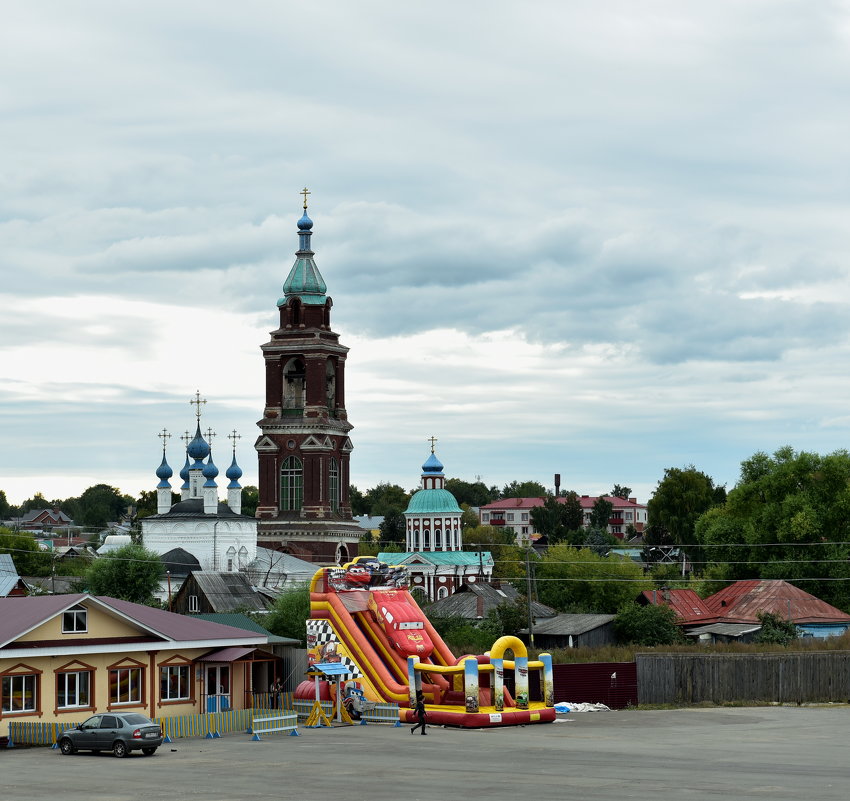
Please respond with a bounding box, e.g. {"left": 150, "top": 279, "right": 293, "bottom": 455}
{"left": 19, "top": 509, "right": 73, "bottom": 533}
{"left": 520, "top": 614, "right": 616, "bottom": 650}
{"left": 171, "top": 571, "right": 276, "bottom": 615}
{"left": 0, "top": 554, "right": 28, "bottom": 597}
{"left": 0, "top": 594, "right": 273, "bottom": 733}
{"left": 640, "top": 580, "right": 850, "bottom": 639}
{"left": 479, "top": 495, "right": 647, "bottom": 543}
{"left": 426, "top": 581, "right": 555, "bottom": 622}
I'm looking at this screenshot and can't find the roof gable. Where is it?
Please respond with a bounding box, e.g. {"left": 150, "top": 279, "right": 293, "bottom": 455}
{"left": 704, "top": 580, "right": 850, "bottom": 625}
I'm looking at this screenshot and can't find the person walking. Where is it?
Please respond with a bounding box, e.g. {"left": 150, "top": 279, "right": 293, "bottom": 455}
{"left": 410, "top": 690, "right": 427, "bottom": 735}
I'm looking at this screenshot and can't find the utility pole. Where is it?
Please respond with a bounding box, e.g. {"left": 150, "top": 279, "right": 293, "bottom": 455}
{"left": 525, "top": 547, "right": 535, "bottom": 649}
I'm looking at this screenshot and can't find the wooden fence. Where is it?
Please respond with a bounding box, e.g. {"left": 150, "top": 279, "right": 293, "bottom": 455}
{"left": 637, "top": 651, "right": 850, "bottom": 705}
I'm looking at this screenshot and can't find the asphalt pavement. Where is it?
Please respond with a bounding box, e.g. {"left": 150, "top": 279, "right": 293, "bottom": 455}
{"left": 3, "top": 706, "right": 849, "bottom": 801}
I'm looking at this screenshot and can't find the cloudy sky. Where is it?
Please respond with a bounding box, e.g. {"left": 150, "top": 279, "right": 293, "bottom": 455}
{"left": 3, "top": 1, "right": 850, "bottom": 506}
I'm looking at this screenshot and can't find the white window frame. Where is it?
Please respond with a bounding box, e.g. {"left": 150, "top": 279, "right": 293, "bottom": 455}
{"left": 57, "top": 670, "right": 90, "bottom": 709}
{"left": 110, "top": 667, "right": 142, "bottom": 705}
{"left": 189, "top": 595, "right": 200, "bottom": 613}
{"left": 160, "top": 665, "right": 191, "bottom": 701}
{"left": 2, "top": 673, "right": 37, "bottom": 713}
{"left": 62, "top": 606, "right": 87, "bottom": 634}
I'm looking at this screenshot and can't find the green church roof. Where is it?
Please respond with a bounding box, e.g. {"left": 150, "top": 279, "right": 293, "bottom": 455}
{"left": 405, "top": 488, "right": 462, "bottom": 515}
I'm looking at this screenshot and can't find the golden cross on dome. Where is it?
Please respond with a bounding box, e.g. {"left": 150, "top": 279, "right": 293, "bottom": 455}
{"left": 190, "top": 390, "right": 206, "bottom": 420}
{"left": 427, "top": 435, "right": 438, "bottom": 454}
{"left": 180, "top": 430, "right": 191, "bottom": 447}
{"left": 205, "top": 427, "right": 217, "bottom": 442}
{"left": 301, "top": 186, "right": 311, "bottom": 210}
{"left": 227, "top": 429, "right": 242, "bottom": 452}
{"left": 157, "top": 428, "right": 171, "bottom": 449}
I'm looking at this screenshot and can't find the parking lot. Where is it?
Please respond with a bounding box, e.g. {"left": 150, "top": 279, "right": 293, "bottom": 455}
{"left": 3, "top": 706, "right": 850, "bottom": 801}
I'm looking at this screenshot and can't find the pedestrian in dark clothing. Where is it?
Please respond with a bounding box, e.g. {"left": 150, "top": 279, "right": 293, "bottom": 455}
{"left": 411, "top": 691, "right": 427, "bottom": 735}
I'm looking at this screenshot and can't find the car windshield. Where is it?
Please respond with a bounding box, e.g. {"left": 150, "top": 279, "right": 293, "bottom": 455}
{"left": 119, "top": 714, "right": 153, "bottom": 725}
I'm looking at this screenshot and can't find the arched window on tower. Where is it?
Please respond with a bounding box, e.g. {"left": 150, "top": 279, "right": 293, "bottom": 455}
{"left": 289, "top": 297, "right": 303, "bottom": 327}
{"left": 435, "top": 529, "right": 442, "bottom": 550}
{"left": 424, "top": 529, "right": 430, "bottom": 550}
{"left": 325, "top": 359, "right": 336, "bottom": 412}
{"left": 280, "top": 456, "right": 303, "bottom": 512}
{"left": 226, "top": 546, "right": 236, "bottom": 572}
{"left": 282, "top": 358, "right": 306, "bottom": 411}
{"left": 329, "top": 457, "right": 340, "bottom": 513}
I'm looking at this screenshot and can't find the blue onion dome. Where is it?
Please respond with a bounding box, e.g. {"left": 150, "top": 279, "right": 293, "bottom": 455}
{"left": 422, "top": 452, "right": 444, "bottom": 474}
{"left": 202, "top": 455, "right": 219, "bottom": 481}
{"left": 156, "top": 454, "right": 173, "bottom": 488}
{"left": 187, "top": 423, "right": 210, "bottom": 460}
{"left": 297, "top": 211, "right": 313, "bottom": 230}
{"left": 180, "top": 454, "right": 191, "bottom": 483}
{"left": 226, "top": 454, "right": 243, "bottom": 488}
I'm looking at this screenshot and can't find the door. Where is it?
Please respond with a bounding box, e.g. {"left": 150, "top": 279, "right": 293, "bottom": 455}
{"left": 205, "top": 665, "right": 231, "bottom": 712}
{"left": 97, "top": 714, "right": 119, "bottom": 749}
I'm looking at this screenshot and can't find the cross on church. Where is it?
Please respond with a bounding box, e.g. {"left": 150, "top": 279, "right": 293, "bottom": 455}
{"left": 157, "top": 428, "right": 171, "bottom": 450}
{"left": 227, "top": 429, "right": 241, "bottom": 453}
{"left": 180, "top": 430, "right": 191, "bottom": 447}
{"left": 190, "top": 390, "right": 206, "bottom": 420}
{"left": 301, "top": 186, "right": 311, "bottom": 209}
{"left": 427, "top": 436, "right": 438, "bottom": 453}
{"left": 205, "top": 427, "right": 217, "bottom": 443}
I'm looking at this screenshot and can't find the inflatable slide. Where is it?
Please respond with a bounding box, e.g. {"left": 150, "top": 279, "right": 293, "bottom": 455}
{"left": 298, "top": 556, "right": 556, "bottom": 727}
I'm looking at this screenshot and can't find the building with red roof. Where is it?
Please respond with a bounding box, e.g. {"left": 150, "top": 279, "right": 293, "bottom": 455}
{"left": 479, "top": 495, "right": 647, "bottom": 542}
{"left": 0, "top": 594, "right": 277, "bottom": 733}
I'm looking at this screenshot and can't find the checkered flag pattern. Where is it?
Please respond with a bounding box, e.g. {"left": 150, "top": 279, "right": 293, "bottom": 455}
{"left": 307, "top": 620, "right": 362, "bottom": 678}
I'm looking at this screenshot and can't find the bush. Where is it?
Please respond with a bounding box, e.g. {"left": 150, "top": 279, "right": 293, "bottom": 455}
{"left": 614, "top": 602, "right": 685, "bottom": 646}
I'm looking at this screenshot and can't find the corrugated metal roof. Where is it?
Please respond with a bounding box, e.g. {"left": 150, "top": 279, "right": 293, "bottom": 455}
{"left": 0, "top": 594, "right": 264, "bottom": 648}
{"left": 640, "top": 589, "right": 714, "bottom": 623}
{"left": 189, "top": 572, "right": 270, "bottom": 612}
{"left": 705, "top": 580, "right": 850, "bottom": 625}
{"left": 193, "top": 613, "right": 300, "bottom": 645}
{"left": 685, "top": 623, "right": 762, "bottom": 638}
{"left": 377, "top": 552, "right": 494, "bottom": 566}
{"left": 197, "top": 645, "right": 256, "bottom": 662}
{"left": 524, "top": 614, "right": 615, "bottom": 636}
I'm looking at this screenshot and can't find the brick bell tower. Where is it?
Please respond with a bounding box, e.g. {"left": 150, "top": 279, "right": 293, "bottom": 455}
{"left": 255, "top": 190, "right": 362, "bottom": 564}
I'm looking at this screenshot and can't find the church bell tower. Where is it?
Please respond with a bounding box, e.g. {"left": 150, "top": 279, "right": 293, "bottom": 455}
{"left": 255, "top": 191, "right": 362, "bottom": 563}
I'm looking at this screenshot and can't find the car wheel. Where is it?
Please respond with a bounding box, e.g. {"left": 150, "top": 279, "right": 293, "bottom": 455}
{"left": 142, "top": 747, "right": 157, "bottom": 756}
{"left": 112, "top": 740, "right": 128, "bottom": 758}
{"left": 59, "top": 738, "right": 76, "bottom": 756}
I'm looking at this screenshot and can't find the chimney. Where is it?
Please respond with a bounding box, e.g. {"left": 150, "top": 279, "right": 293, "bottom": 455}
{"left": 629, "top": 497, "right": 636, "bottom": 503}
{"left": 554, "top": 473, "right": 561, "bottom": 496}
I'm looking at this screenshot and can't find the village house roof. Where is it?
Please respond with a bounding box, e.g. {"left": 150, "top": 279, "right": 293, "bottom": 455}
{"left": 426, "top": 582, "right": 555, "bottom": 620}
{"left": 639, "top": 588, "right": 714, "bottom": 624}
{"left": 705, "top": 580, "right": 850, "bottom": 625}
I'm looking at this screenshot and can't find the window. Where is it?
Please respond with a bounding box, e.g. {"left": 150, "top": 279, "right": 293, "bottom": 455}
{"left": 280, "top": 456, "right": 303, "bottom": 511}
{"left": 110, "top": 667, "right": 142, "bottom": 705}
{"left": 2, "top": 673, "right": 37, "bottom": 713}
{"left": 482, "top": 513, "right": 489, "bottom": 522}
{"left": 160, "top": 665, "right": 191, "bottom": 702}
{"left": 521, "top": 513, "right": 529, "bottom": 522}
{"left": 435, "top": 529, "right": 442, "bottom": 549}
{"left": 62, "top": 605, "right": 87, "bottom": 633}
{"left": 57, "top": 670, "right": 91, "bottom": 709}
{"left": 625, "top": 511, "right": 633, "bottom": 521}
{"left": 506, "top": 513, "right": 514, "bottom": 522}
{"left": 329, "top": 457, "right": 340, "bottom": 512}
{"left": 189, "top": 595, "right": 199, "bottom": 613}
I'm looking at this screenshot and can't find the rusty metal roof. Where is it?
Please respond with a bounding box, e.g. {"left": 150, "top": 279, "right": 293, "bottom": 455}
{"left": 705, "top": 580, "right": 850, "bottom": 625}
{"left": 639, "top": 589, "right": 714, "bottom": 624}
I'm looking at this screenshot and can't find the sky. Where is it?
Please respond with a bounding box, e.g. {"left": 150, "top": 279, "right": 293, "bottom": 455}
{"left": 3, "top": 1, "right": 850, "bottom": 507}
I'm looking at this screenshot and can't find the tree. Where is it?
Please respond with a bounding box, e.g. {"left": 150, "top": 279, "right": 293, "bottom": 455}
{"left": 754, "top": 611, "right": 798, "bottom": 645}
{"left": 582, "top": 528, "right": 618, "bottom": 557}
{"left": 613, "top": 602, "right": 684, "bottom": 646}
{"left": 378, "top": 508, "right": 406, "bottom": 545}
{"left": 74, "top": 484, "right": 134, "bottom": 529}
{"left": 262, "top": 583, "right": 311, "bottom": 644}
{"left": 530, "top": 492, "right": 585, "bottom": 545}
{"left": 363, "top": 483, "right": 410, "bottom": 516}
{"left": 589, "top": 496, "right": 613, "bottom": 531}
{"left": 534, "top": 545, "right": 653, "bottom": 614}
{"left": 501, "top": 480, "right": 548, "bottom": 499}
{"left": 240, "top": 485, "right": 259, "bottom": 517}
{"left": 611, "top": 485, "right": 633, "bottom": 500}
{"left": 349, "top": 485, "right": 368, "bottom": 516}
{"left": 463, "top": 525, "right": 525, "bottom": 580}
{"left": 83, "top": 543, "right": 163, "bottom": 604}
{"left": 0, "top": 490, "right": 11, "bottom": 518}
{"left": 445, "top": 478, "right": 496, "bottom": 507}
{"left": 695, "top": 448, "right": 850, "bottom": 609}
{"left": 19, "top": 493, "right": 50, "bottom": 515}
{"left": 0, "top": 528, "right": 52, "bottom": 575}
{"left": 647, "top": 466, "right": 723, "bottom": 565}
{"left": 460, "top": 503, "right": 480, "bottom": 531}
{"left": 562, "top": 491, "right": 584, "bottom": 532}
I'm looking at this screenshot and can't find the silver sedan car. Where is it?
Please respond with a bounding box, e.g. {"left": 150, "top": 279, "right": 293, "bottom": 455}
{"left": 59, "top": 713, "right": 163, "bottom": 758}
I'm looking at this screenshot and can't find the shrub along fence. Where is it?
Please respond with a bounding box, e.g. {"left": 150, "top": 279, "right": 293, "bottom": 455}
{"left": 637, "top": 651, "right": 850, "bottom": 705}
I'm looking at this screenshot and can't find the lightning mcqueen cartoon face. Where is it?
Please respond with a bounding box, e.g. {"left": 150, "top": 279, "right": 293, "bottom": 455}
{"left": 344, "top": 565, "right": 371, "bottom": 585}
